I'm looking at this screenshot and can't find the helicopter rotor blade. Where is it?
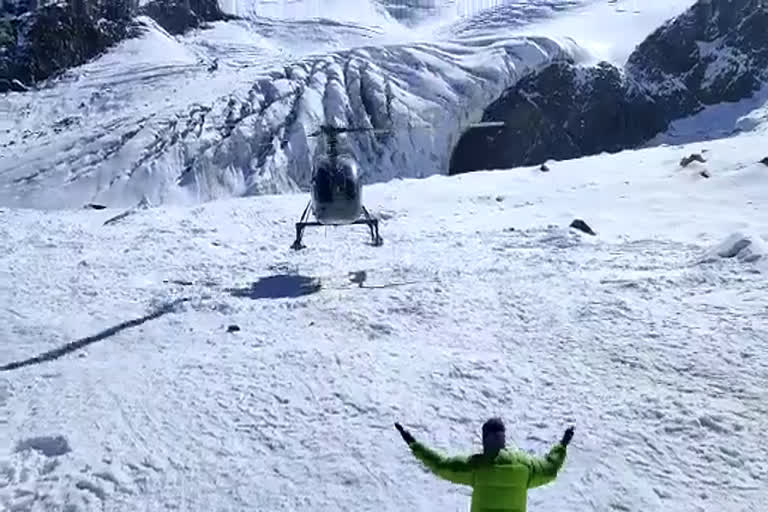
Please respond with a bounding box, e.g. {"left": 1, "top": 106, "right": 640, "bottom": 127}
{"left": 304, "top": 120, "right": 507, "bottom": 138}
{"left": 333, "top": 127, "right": 387, "bottom": 134}
{"left": 307, "top": 126, "right": 393, "bottom": 136}
{"left": 397, "top": 121, "right": 507, "bottom": 130}
{"left": 466, "top": 121, "right": 506, "bottom": 129}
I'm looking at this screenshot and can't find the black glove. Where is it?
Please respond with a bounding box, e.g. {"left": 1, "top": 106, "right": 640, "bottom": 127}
{"left": 395, "top": 422, "right": 415, "bottom": 445}
{"left": 560, "top": 426, "right": 574, "bottom": 447}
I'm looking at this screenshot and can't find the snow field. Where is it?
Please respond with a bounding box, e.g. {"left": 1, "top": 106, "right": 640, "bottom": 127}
{"left": 1, "top": 128, "right": 767, "bottom": 511}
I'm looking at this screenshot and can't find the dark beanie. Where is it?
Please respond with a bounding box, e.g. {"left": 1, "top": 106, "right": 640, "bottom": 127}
{"left": 482, "top": 417, "right": 505, "bottom": 436}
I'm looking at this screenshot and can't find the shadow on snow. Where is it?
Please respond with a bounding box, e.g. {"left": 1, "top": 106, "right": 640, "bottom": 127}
{"left": 226, "top": 274, "right": 322, "bottom": 300}
{"left": 0, "top": 298, "right": 187, "bottom": 372}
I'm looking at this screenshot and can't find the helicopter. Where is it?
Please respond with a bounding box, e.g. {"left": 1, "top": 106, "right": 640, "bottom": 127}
{"left": 290, "top": 124, "right": 388, "bottom": 250}
{"left": 289, "top": 120, "right": 507, "bottom": 250}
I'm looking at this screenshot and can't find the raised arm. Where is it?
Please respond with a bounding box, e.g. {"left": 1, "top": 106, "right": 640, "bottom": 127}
{"left": 525, "top": 426, "right": 573, "bottom": 488}
{"left": 525, "top": 443, "right": 567, "bottom": 488}
{"left": 395, "top": 423, "right": 473, "bottom": 486}
{"left": 408, "top": 441, "right": 474, "bottom": 486}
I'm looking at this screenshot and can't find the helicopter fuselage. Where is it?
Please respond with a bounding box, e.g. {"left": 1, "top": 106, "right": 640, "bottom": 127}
{"left": 310, "top": 154, "right": 363, "bottom": 224}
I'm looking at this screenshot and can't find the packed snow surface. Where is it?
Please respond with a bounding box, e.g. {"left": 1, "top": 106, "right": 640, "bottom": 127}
{"left": 2, "top": 1, "right": 767, "bottom": 511}
{"left": 1, "top": 127, "right": 767, "bottom": 511}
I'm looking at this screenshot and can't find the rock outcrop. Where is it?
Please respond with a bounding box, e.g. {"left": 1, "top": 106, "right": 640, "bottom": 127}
{"left": 449, "top": 61, "right": 664, "bottom": 173}
{"left": 0, "top": 0, "right": 230, "bottom": 89}
{"left": 0, "top": 2, "right": 134, "bottom": 87}
{"left": 139, "top": 0, "right": 231, "bottom": 36}
{"left": 450, "top": 0, "right": 768, "bottom": 174}
{"left": 626, "top": 0, "right": 768, "bottom": 120}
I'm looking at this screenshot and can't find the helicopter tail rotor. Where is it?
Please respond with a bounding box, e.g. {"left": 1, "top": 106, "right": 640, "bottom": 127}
{"left": 306, "top": 120, "right": 506, "bottom": 138}
{"left": 466, "top": 121, "right": 506, "bottom": 129}
{"left": 307, "top": 125, "right": 393, "bottom": 137}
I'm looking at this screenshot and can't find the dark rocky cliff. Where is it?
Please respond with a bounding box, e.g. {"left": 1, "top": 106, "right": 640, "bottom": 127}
{"left": 449, "top": 0, "right": 768, "bottom": 174}
{"left": 0, "top": 0, "right": 230, "bottom": 91}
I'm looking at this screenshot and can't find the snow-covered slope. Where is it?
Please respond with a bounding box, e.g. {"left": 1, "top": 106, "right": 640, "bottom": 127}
{"left": 2, "top": 0, "right": 658, "bottom": 210}
{"left": 513, "top": 0, "right": 700, "bottom": 65}
{"left": 650, "top": 84, "right": 768, "bottom": 145}
{"left": 1, "top": 1, "right": 595, "bottom": 209}
{"left": 1, "top": 0, "right": 713, "bottom": 210}
{"left": 0, "top": 27, "right": 575, "bottom": 209}
{"left": 1, "top": 123, "right": 767, "bottom": 512}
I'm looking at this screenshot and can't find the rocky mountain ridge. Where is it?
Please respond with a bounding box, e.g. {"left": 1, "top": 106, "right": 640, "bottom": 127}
{"left": 449, "top": 0, "right": 768, "bottom": 173}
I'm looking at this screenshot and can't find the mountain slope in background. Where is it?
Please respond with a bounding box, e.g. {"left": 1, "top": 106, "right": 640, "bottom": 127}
{"left": 0, "top": 1, "right": 589, "bottom": 209}
{"left": 450, "top": 0, "right": 768, "bottom": 172}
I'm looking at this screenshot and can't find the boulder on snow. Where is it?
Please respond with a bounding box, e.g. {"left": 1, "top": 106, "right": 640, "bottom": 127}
{"left": 680, "top": 153, "right": 706, "bottom": 167}
{"left": 702, "top": 232, "right": 768, "bottom": 264}
{"left": 140, "top": 0, "right": 198, "bottom": 35}
{"left": 569, "top": 219, "right": 596, "bottom": 236}
{"left": 448, "top": 61, "right": 664, "bottom": 172}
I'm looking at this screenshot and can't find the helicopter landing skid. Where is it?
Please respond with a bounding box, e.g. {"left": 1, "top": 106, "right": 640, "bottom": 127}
{"left": 290, "top": 206, "right": 383, "bottom": 250}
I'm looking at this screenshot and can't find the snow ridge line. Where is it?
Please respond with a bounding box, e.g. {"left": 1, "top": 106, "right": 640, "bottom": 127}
{"left": 0, "top": 298, "right": 189, "bottom": 372}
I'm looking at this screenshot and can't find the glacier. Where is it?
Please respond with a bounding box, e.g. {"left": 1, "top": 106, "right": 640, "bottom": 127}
{"left": 0, "top": 1, "right": 592, "bottom": 209}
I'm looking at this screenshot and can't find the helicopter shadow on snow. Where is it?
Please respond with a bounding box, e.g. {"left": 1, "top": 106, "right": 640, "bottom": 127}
{"left": 225, "top": 274, "right": 323, "bottom": 300}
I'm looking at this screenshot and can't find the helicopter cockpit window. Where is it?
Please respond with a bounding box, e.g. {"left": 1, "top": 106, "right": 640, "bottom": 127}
{"left": 343, "top": 171, "right": 357, "bottom": 200}
{"left": 340, "top": 162, "right": 358, "bottom": 200}
{"left": 313, "top": 165, "right": 334, "bottom": 203}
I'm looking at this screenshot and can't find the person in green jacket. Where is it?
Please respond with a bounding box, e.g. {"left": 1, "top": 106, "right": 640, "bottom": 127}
{"left": 395, "top": 417, "right": 573, "bottom": 512}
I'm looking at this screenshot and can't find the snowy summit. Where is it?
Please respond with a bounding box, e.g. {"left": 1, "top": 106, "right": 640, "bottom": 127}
{"left": 1, "top": 1, "right": 767, "bottom": 511}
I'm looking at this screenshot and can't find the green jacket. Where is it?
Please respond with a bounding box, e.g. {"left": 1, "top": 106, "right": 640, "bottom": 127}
{"left": 407, "top": 441, "right": 567, "bottom": 512}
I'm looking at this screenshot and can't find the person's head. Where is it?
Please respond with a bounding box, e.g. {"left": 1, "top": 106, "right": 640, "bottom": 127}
{"left": 481, "top": 417, "right": 505, "bottom": 455}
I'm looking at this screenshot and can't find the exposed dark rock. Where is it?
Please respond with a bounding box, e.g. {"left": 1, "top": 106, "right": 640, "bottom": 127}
{"left": 1, "top": 0, "right": 37, "bottom": 17}
{"left": 699, "top": 169, "right": 711, "bottom": 178}
{"left": 450, "top": 0, "right": 768, "bottom": 174}
{"left": 140, "top": 0, "right": 200, "bottom": 35}
{"left": 226, "top": 324, "right": 240, "bottom": 333}
{"left": 0, "top": 78, "right": 28, "bottom": 92}
{"left": 0, "top": 0, "right": 234, "bottom": 89}
{"left": 759, "top": 156, "right": 768, "bottom": 166}
{"left": 627, "top": 0, "right": 768, "bottom": 120}
{"left": 539, "top": 163, "right": 550, "bottom": 172}
{"left": 449, "top": 61, "right": 664, "bottom": 173}
{"left": 139, "top": 0, "right": 231, "bottom": 36}
{"left": 188, "top": 0, "right": 228, "bottom": 22}
{"left": 0, "top": 2, "right": 135, "bottom": 87}
{"left": 680, "top": 152, "right": 706, "bottom": 167}
{"left": 570, "top": 219, "right": 595, "bottom": 235}
{"left": 0, "top": 16, "right": 15, "bottom": 48}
